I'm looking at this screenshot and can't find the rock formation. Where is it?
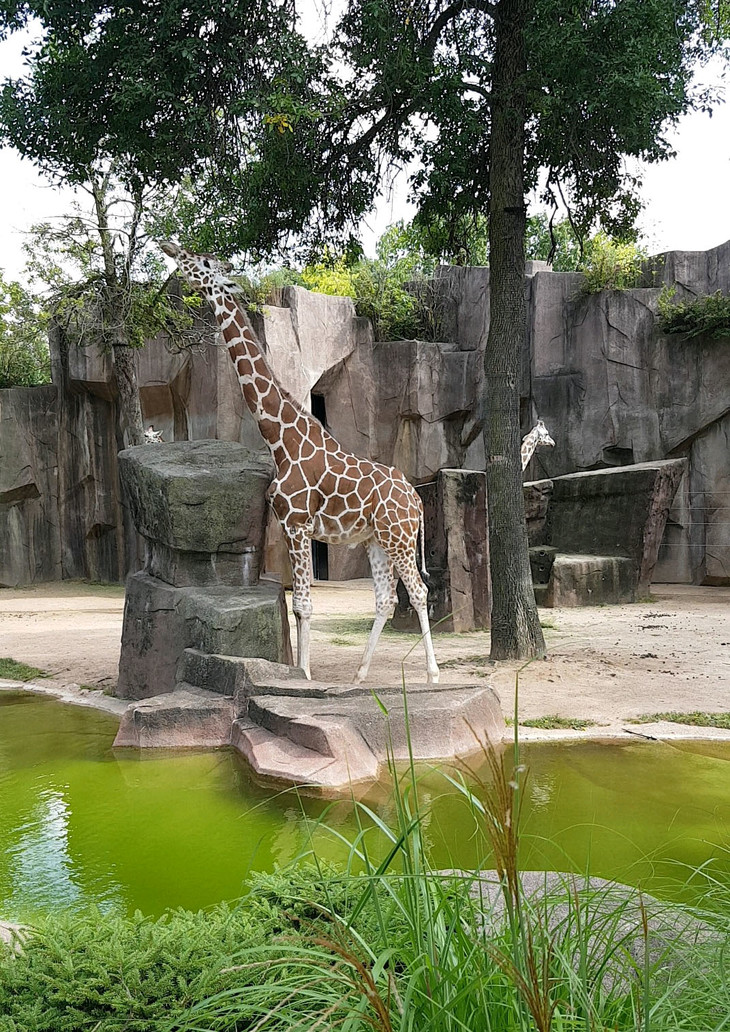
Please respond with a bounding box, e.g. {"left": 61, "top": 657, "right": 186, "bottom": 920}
{"left": 393, "top": 468, "right": 490, "bottom": 632}
{"left": 115, "top": 441, "right": 292, "bottom": 700}
{"left": 114, "top": 649, "right": 506, "bottom": 791}
{"left": 1, "top": 243, "right": 728, "bottom": 589}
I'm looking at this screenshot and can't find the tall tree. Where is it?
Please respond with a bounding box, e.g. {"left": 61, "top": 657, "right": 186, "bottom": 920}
{"left": 486, "top": 0, "right": 542, "bottom": 658}
{"left": 2, "top": 0, "right": 727, "bottom": 654}
{"left": 18, "top": 170, "right": 198, "bottom": 447}
{"left": 0, "top": 0, "right": 334, "bottom": 442}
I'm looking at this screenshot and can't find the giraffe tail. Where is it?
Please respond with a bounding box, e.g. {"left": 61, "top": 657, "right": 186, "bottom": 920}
{"left": 418, "top": 504, "right": 431, "bottom": 585}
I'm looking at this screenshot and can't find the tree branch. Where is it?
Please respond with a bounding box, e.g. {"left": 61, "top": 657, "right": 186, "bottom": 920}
{"left": 460, "top": 80, "right": 491, "bottom": 102}
{"left": 423, "top": 0, "right": 496, "bottom": 57}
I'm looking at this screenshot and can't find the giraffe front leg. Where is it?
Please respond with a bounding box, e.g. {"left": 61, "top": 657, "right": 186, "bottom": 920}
{"left": 355, "top": 541, "right": 398, "bottom": 684}
{"left": 286, "top": 530, "right": 314, "bottom": 679}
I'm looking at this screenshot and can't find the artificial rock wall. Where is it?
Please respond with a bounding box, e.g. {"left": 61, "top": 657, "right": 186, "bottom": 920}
{"left": 431, "top": 244, "right": 730, "bottom": 585}
{"left": 1, "top": 243, "right": 728, "bottom": 588}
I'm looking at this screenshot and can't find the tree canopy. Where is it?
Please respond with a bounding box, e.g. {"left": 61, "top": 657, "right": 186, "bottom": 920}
{"left": 2, "top": 0, "right": 726, "bottom": 258}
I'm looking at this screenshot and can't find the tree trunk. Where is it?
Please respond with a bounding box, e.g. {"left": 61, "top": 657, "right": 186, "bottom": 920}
{"left": 92, "top": 173, "right": 146, "bottom": 450}
{"left": 113, "top": 343, "right": 145, "bottom": 448}
{"left": 484, "top": 0, "right": 546, "bottom": 660}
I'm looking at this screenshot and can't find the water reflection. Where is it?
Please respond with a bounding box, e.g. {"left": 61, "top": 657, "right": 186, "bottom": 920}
{"left": 10, "top": 788, "right": 82, "bottom": 909}
{"left": 528, "top": 773, "right": 556, "bottom": 811}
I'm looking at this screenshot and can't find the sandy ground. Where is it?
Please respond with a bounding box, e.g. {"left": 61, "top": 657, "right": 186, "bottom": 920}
{"left": 0, "top": 579, "right": 728, "bottom": 737}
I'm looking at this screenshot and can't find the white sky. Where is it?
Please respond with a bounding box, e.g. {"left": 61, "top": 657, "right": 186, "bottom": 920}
{"left": 0, "top": 28, "right": 728, "bottom": 282}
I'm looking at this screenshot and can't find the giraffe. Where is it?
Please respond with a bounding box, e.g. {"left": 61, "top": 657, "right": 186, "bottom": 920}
{"left": 521, "top": 419, "right": 555, "bottom": 473}
{"left": 159, "top": 241, "right": 439, "bottom": 685}
{"left": 144, "top": 425, "right": 164, "bottom": 444}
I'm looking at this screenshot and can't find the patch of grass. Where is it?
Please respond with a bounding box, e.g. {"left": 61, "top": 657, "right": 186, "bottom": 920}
{"left": 629, "top": 711, "right": 730, "bottom": 729}
{"left": 317, "top": 616, "right": 410, "bottom": 639}
{"left": 329, "top": 637, "right": 355, "bottom": 647}
{"left": 520, "top": 714, "right": 598, "bottom": 730}
{"left": 539, "top": 619, "right": 559, "bottom": 630}
{"left": 637, "top": 594, "right": 658, "bottom": 604}
{"left": 440, "top": 653, "right": 491, "bottom": 669}
{"left": 0, "top": 657, "right": 48, "bottom": 682}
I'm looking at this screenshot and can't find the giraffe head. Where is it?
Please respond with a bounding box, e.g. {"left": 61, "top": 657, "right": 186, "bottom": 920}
{"left": 159, "top": 240, "right": 241, "bottom": 296}
{"left": 533, "top": 419, "right": 555, "bottom": 449}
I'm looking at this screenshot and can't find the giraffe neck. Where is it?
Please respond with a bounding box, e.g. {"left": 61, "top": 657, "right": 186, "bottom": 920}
{"left": 207, "top": 287, "right": 309, "bottom": 459}
{"left": 521, "top": 429, "right": 539, "bottom": 471}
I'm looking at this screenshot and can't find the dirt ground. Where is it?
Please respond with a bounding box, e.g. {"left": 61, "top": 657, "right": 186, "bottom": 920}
{"left": 0, "top": 579, "right": 728, "bottom": 735}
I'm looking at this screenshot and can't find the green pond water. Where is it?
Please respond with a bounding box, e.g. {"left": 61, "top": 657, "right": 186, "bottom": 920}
{"left": 2, "top": 691, "right": 730, "bottom": 920}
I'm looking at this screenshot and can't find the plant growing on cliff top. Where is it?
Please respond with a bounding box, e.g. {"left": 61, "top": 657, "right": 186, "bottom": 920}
{"left": 239, "top": 235, "right": 438, "bottom": 341}
{"left": 657, "top": 286, "right": 730, "bottom": 339}
{"left": 579, "top": 234, "right": 647, "bottom": 293}
{"left": 0, "top": 271, "right": 50, "bottom": 388}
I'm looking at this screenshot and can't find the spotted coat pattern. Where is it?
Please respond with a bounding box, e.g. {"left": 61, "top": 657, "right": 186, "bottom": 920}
{"left": 160, "top": 242, "right": 439, "bottom": 685}
{"left": 521, "top": 420, "right": 556, "bottom": 473}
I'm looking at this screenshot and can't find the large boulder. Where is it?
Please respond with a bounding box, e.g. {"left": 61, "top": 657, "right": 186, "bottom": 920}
{"left": 114, "top": 441, "right": 292, "bottom": 701}
{"left": 118, "top": 440, "right": 274, "bottom": 587}
{"left": 116, "top": 575, "right": 292, "bottom": 700}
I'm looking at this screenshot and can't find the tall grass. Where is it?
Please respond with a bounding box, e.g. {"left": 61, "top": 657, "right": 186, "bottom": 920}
{"left": 174, "top": 674, "right": 730, "bottom": 1032}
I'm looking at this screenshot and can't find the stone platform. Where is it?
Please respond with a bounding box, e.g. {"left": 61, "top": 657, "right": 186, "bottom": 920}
{"left": 113, "top": 651, "right": 506, "bottom": 792}
{"left": 525, "top": 458, "right": 687, "bottom": 606}
{"left": 114, "top": 441, "right": 293, "bottom": 701}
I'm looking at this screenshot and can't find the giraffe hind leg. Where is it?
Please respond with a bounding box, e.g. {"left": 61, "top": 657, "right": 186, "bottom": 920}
{"left": 285, "top": 528, "right": 314, "bottom": 679}
{"left": 393, "top": 552, "right": 439, "bottom": 685}
{"left": 355, "top": 540, "right": 398, "bottom": 684}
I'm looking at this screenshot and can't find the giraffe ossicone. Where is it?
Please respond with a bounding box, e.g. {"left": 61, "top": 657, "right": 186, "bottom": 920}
{"left": 159, "top": 240, "right": 439, "bottom": 685}
{"left": 521, "top": 419, "right": 555, "bottom": 473}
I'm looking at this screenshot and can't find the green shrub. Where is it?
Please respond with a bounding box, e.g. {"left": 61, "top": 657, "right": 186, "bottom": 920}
{"left": 657, "top": 286, "right": 730, "bottom": 340}
{"left": 579, "top": 233, "right": 646, "bottom": 293}
{"left": 0, "top": 272, "right": 51, "bottom": 388}
{"left": 242, "top": 251, "right": 433, "bottom": 341}
{"left": 0, "top": 906, "right": 252, "bottom": 1031}
{"left": 0, "top": 868, "right": 375, "bottom": 1032}
{"left": 234, "top": 265, "right": 303, "bottom": 309}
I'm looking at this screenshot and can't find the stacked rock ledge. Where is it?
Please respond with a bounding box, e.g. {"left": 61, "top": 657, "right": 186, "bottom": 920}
{"left": 114, "top": 441, "right": 292, "bottom": 701}
{"left": 114, "top": 649, "right": 506, "bottom": 792}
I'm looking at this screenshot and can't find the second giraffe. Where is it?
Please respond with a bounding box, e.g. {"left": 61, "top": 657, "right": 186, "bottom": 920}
{"left": 160, "top": 242, "right": 439, "bottom": 685}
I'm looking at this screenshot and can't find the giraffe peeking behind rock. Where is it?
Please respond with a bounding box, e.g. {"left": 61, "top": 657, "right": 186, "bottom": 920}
{"left": 159, "top": 241, "right": 439, "bottom": 685}
{"left": 521, "top": 419, "right": 555, "bottom": 473}
{"left": 144, "top": 425, "right": 164, "bottom": 444}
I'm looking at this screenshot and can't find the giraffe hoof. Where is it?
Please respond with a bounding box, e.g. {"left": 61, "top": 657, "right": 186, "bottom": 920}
{"left": 427, "top": 671, "right": 440, "bottom": 686}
